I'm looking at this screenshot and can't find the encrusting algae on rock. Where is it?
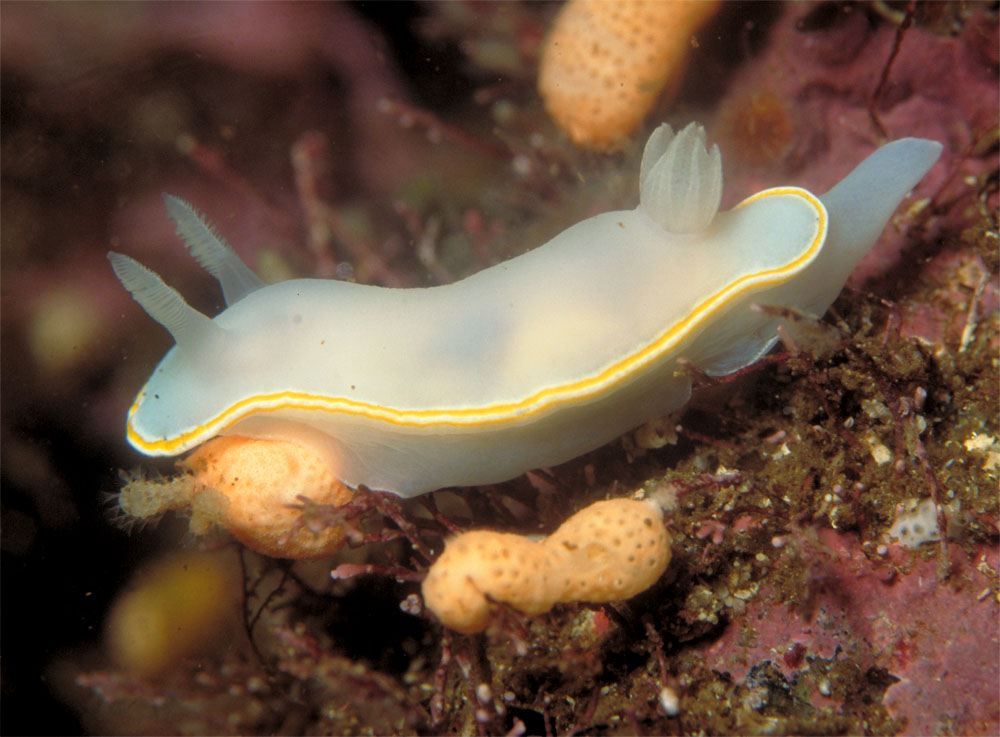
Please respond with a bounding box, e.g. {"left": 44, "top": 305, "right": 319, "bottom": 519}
{"left": 118, "top": 436, "right": 355, "bottom": 559}
{"left": 422, "top": 497, "right": 671, "bottom": 633}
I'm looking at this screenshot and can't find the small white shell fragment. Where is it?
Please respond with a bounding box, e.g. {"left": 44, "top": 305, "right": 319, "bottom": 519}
{"left": 475, "top": 683, "right": 492, "bottom": 704}
{"left": 885, "top": 498, "right": 942, "bottom": 548}
{"left": 861, "top": 398, "right": 893, "bottom": 422}
{"left": 865, "top": 432, "right": 893, "bottom": 465}
{"left": 659, "top": 686, "right": 680, "bottom": 716}
{"left": 964, "top": 433, "right": 1000, "bottom": 472}
{"left": 771, "top": 442, "right": 792, "bottom": 460}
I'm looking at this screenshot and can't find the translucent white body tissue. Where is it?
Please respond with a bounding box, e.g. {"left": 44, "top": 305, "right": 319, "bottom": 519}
{"left": 110, "top": 123, "right": 942, "bottom": 495}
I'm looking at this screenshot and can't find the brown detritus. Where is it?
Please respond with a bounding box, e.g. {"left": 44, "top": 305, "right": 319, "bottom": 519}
{"left": 272, "top": 625, "right": 427, "bottom": 733}
{"left": 286, "top": 485, "right": 447, "bottom": 571}
{"left": 72, "top": 616, "right": 427, "bottom": 735}
{"left": 676, "top": 423, "right": 747, "bottom": 452}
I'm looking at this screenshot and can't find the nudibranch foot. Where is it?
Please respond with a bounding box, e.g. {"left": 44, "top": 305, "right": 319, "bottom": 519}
{"left": 111, "top": 122, "right": 941, "bottom": 499}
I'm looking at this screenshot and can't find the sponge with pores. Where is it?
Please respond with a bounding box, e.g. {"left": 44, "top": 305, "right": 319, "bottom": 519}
{"left": 538, "top": 0, "right": 720, "bottom": 151}
{"left": 421, "top": 498, "right": 671, "bottom": 633}
{"left": 545, "top": 498, "right": 670, "bottom": 603}
{"left": 420, "top": 531, "right": 562, "bottom": 634}
{"left": 182, "top": 436, "right": 356, "bottom": 559}
{"left": 118, "top": 436, "right": 355, "bottom": 559}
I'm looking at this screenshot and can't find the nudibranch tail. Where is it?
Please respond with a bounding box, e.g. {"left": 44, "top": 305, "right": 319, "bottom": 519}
{"left": 820, "top": 137, "right": 944, "bottom": 267}
{"left": 639, "top": 122, "right": 722, "bottom": 234}
{"left": 108, "top": 252, "right": 222, "bottom": 350}
{"left": 162, "top": 194, "right": 265, "bottom": 306}
{"left": 800, "top": 136, "right": 943, "bottom": 317}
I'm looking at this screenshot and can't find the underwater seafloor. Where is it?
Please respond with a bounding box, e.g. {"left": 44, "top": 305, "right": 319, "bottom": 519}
{"left": 1, "top": 2, "right": 997, "bottom": 735}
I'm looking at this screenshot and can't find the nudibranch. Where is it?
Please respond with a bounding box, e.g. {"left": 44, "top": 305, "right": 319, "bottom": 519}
{"left": 110, "top": 123, "right": 941, "bottom": 497}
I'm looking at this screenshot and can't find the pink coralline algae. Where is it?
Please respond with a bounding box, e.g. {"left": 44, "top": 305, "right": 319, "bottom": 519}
{"left": 699, "top": 528, "right": 999, "bottom": 736}
{"left": 708, "top": 3, "right": 998, "bottom": 285}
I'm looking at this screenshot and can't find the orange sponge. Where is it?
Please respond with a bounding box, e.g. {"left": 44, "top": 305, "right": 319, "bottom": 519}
{"left": 118, "top": 436, "right": 355, "bottom": 559}
{"left": 105, "top": 550, "right": 241, "bottom": 677}
{"left": 422, "top": 498, "right": 670, "bottom": 633}
{"left": 421, "top": 531, "right": 564, "bottom": 634}
{"left": 545, "top": 498, "right": 670, "bottom": 603}
{"left": 538, "top": 0, "right": 720, "bottom": 151}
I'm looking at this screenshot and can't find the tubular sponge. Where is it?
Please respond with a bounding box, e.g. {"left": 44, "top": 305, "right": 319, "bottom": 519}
{"left": 422, "top": 498, "right": 670, "bottom": 633}
{"left": 538, "top": 0, "right": 720, "bottom": 150}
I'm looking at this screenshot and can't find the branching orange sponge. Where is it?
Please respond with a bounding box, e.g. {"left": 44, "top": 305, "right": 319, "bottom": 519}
{"left": 117, "top": 436, "right": 355, "bottom": 559}
{"left": 422, "top": 498, "right": 671, "bottom": 633}
{"left": 538, "top": 0, "right": 720, "bottom": 151}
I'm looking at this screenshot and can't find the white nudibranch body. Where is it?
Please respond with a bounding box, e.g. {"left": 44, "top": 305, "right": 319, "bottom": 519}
{"left": 110, "top": 123, "right": 942, "bottom": 496}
